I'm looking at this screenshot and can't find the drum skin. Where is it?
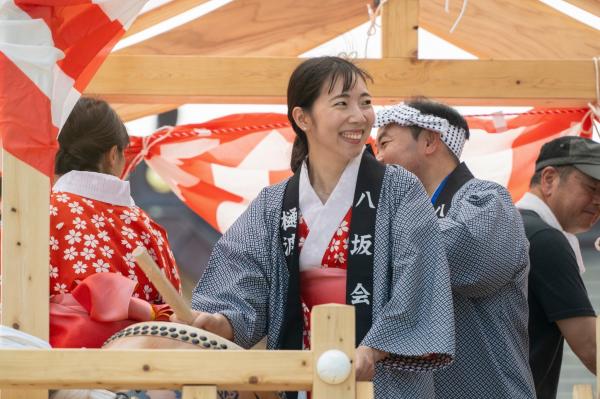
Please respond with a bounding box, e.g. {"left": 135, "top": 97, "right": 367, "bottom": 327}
{"left": 103, "top": 322, "right": 279, "bottom": 399}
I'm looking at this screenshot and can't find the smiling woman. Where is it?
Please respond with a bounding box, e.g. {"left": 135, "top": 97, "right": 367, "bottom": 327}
{"left": 177, "top": 56, "right": 456, "bottom": 399}
{"left": 287, "top": 57, "right": 374, "bottom": 205}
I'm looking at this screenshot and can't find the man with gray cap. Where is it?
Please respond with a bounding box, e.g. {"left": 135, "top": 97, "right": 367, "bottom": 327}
{"left": 517, "top": 136, "right": 599, "bottom": 398}
{"left": 375, "top": 99, "right": 535, "bottom": 398}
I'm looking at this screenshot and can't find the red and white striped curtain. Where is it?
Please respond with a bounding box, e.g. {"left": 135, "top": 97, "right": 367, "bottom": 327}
{"left": 125, "top": 109, "right": 595, "bottom": 233}
{"left": 0, "top": 0, "right": 147, "bottom": 176}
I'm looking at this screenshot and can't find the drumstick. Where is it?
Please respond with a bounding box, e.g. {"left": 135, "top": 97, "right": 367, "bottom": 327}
{"left": 133, "top": 246, "right": 195, "bottom": 325}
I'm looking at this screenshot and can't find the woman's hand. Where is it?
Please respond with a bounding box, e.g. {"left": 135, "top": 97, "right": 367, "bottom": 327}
{"left": 170, "top": 311, "right": 234, "bottom": 341}
{"left": 355, "top": 345, "right": 388, "bottom": 381}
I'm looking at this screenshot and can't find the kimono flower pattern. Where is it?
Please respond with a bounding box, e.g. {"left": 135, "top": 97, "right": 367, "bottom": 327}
{"left": 49, "top": 192, "right": 181, "bottom": 302}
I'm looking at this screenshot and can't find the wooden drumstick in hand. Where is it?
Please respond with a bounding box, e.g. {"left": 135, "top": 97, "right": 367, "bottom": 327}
{"left": 133, "top": 246, "right": 195, "bottom": 325}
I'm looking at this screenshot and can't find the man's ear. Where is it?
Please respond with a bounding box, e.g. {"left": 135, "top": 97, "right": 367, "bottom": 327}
{"left": 292, "top": 106, "right": 310, "bottom": 132}
{"left": 540, "top": 166, "right": 559, "bottom": 197}
{"left": 423, "top": 130, "right": 440, "bottom": 155}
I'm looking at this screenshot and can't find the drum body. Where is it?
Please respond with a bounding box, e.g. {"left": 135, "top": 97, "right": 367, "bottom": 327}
{"left": 103, "top": 322, "right": 278, "bottom": 399}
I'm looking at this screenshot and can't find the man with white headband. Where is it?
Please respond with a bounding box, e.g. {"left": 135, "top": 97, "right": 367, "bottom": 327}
{"left": 375, "top": 99, "right": 535, "bottom": 398}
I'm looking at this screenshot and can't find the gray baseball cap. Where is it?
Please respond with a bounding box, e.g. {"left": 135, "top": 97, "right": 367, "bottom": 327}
{"left": 535, "top": 136, "right": 600, "bottom": 180}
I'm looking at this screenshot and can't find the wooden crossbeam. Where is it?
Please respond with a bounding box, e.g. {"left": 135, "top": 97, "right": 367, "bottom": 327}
{"left": 119, "top": 0, "right": 368, "bottom": 56}
{"left": 115, "top": 0, "right": 370, "bottom": 121}
{"left": 113, "top": 103, "right": 180, "bottom": 122}
{"left": 124, "top": 0, "right": 209, "bottom": 38}
{"left": 420, "top": 0, "right": 600, "bottom": 59}
{"left": 86, "top": 55, "right": 597, "bottom": 106}
{"left": 564, "top": 0, "right": 600, "bottom": 17}
{"left": 0, "top": 350, "right": 312, "bottom": 390}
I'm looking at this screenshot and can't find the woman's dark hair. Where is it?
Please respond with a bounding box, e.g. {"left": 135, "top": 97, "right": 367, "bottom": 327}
{"left": 287, "top": 56, "right": 372, "bottom": 172}
{"left": 55, "top": 97, "right": 129, "bottom": 175}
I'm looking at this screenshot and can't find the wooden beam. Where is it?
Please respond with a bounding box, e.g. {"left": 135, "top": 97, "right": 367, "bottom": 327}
{"left": 382, "top": 0, "right": 419, "bottom": 58}
{"left": 572, "top": 384, "right": 594, "bottom": 399}
{"left": 564, "top": 0, "right": 600, "bottom": 17}
{"left": 311, "top": 305, "right": 355, "bottom": 399}
{"left": 0, "top": 350, "right": 312, "bottom": 390}
{"left": 124, "top": 0, "right": 209, "bottom": 38}
{"left": 420, "top": 0, "right": 600, "bottom": 59}
{"left": 357, "top": 382, "right": 374, "bottom": 399}
{"left": 182, "top": 386, "right": 217, "bottom": 399}
{"left": 1, "top": 151, "right": 50, "bottom": 399}
{"left": 113, "top": 103, "right": 179, "bottom": 122}
{"left": 0, "top": 152, "right": 49, "bottom": 337}
{"left": 86, "top": 55, "right": 597, "bottom": 106}
{"left": 116, "top": 0, "right": 371, "bottom": 125}
{"left": 119, "top": 0, "right": 368, "bottom": 56}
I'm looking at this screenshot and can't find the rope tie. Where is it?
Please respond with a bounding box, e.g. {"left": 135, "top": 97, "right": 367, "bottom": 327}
{"left": 363, "top": 0, "right": 387, "bottom": 58}
{"left": 121, "top": 126, "right": 175, "bottom": 179}
{"left": 581, "top": 56, "right": 600, "bottom": 139}
{"left": 445, "top": 0, "right": 468, "bottom": 33}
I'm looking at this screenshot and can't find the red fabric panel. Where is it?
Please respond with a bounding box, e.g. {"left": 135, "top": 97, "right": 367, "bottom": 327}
{"left": 504, "top": 109, "right": 587, "bottom": 200}
{"left": 124, "top": 110, "right": 593, "bottom": 233}
{"left": 0, "top": 52, "right": 58, "bottom": 176}
{"left": 15, "top": 0, "right": 125, "bottom": 86}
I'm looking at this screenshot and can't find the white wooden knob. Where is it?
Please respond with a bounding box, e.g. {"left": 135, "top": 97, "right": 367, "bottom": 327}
{"left": 316, "top": 349, "right": 352, "bottom": 384}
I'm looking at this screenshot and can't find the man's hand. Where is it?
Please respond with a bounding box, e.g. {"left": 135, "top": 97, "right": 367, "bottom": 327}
{"left": 170, "top": 311, "right": 234, "bottom": 341}
{"left": 355, "top": 345, "right": 388, "bottom": 381}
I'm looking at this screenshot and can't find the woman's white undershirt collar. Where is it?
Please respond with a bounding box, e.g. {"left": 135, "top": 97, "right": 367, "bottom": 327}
{"left": 53, "top": 171, "right": 135, "bottom": 207}
{"left": 298, "top": 149, "right": 363, "bottom": 271}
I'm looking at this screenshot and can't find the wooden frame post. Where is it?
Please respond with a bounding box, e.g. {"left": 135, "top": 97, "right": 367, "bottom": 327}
{"left": 573, "top": 384, "right": 593, "bottom": 399}
{"left": 382, "top": 0, "right": 419, "bottom": 58}
{"left": 182, "top": 386, "right": 218, "bottom": 399}
{"left": 1, "top": 150, "right": 50, "bottom": 399}
{"left": 312, "top": 304, "right": 360, "bottom": 399}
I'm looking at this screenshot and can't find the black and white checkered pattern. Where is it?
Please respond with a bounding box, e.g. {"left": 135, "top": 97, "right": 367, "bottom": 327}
{"left": 192, "top": 165, "right": 455, "bottom": 399}
{"left": 375, "top": 105, "right": 467, "bottom": 159}
{"left": 433, "top": 179, "right": 536, "bottom": 398}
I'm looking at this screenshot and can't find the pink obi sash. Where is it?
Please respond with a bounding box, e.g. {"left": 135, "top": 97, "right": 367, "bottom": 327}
{"left": 50, "top": 272, "right": 171, "bottom": 348}
{"left": 300, "top": 267, "right": 347, "bottom": 310}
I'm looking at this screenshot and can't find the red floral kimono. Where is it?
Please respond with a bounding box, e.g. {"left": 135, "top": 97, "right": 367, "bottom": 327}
{"left": 297, "top": 153, "right": 362, "bottom": 350}
{"left": 299, "top": 209, "right": 351, "bottom": 349}
{"left": 49, "top": 171, "right": 180, "bottom": 347}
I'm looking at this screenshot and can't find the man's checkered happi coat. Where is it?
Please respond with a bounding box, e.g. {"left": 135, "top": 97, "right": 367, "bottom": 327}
{"left": 433, "top": 178, "right": 536, "bottom": 398}
{"left": 192, "top": 166, "right": 455, "bottom": 399}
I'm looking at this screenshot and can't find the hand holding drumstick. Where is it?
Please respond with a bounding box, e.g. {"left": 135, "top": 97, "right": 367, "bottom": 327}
{"left": 133, "top": 247, "right": 234, "bottom": 341}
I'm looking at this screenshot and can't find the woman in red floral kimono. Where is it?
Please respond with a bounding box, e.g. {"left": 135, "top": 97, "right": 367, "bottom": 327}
{"left": 49, "top": 97, "right": 181, "bottom": 348}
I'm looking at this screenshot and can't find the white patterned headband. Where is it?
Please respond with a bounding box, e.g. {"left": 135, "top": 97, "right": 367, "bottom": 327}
{"left": 375, "top": 104, "right": 467, "bottom": 159}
